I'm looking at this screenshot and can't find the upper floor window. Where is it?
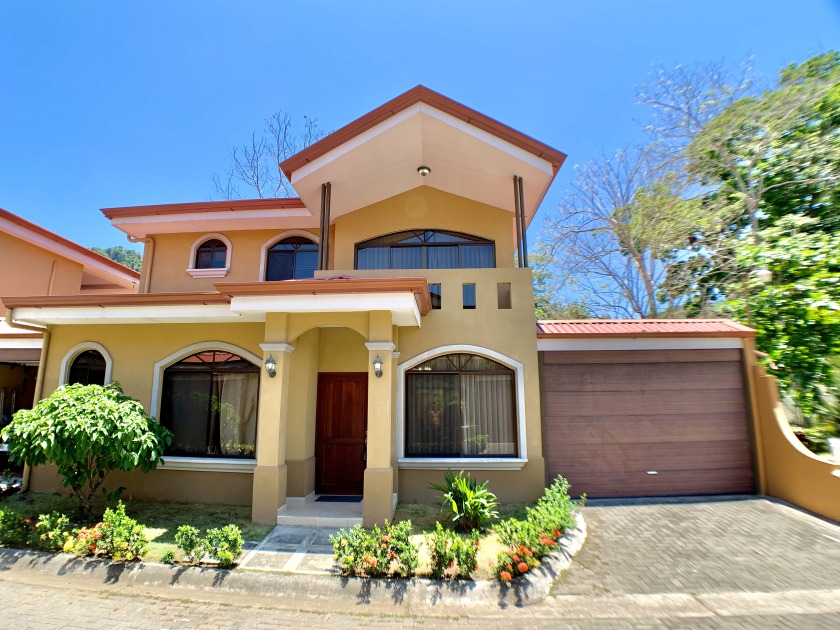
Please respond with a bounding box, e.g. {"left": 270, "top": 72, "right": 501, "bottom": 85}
{"left": 68, "top": 350, "right": 107, "bottom": 386}
{"left": 266, "top": 237, "right": 319, "bottom": 281}
{"left": 195, "top": 239, "right": 227, "bottom": 269}
{"left": 355, "top": 230, "right": 495, "bottom": 270}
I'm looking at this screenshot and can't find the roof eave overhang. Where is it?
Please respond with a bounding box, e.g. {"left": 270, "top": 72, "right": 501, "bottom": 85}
{"left": 101, "top": 199, "right": 314, "bottom": 239}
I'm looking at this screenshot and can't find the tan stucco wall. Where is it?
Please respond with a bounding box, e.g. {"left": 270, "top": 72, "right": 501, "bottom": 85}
{"left": 145, "top": 228, "right": 319, "bottom": 294}
{"left": 40, "top": 322, "right": 265, "bottom": 410}
{"left": 331, "top": 186, "right": 516, "bottom": 270}
{"left": 0, "top": 232, "right": 84, "bottom": 315}
{"left": 752, "top": 364, "right": 840, "bottom": 522}
{"left": 29, "top": 463, "right": 253, "bottom": 506}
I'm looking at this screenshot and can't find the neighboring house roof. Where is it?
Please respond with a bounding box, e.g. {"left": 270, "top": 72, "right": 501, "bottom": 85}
{"left": 101, "top": 198, "right": 309, "bottom": 239}
{"left": 0, "top": 207, "right": 140, "bottom": 289}
{"left": 536, "top": 319, "right": 755, "bottom": 338}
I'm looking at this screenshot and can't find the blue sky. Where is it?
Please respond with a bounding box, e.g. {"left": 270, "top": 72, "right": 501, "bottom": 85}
{"left": 1, "top": 1, "right": 838, "bottom": 250}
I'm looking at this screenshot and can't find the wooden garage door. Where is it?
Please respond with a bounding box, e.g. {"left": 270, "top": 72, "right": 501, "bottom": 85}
{"left": 542, "top": 349, "right": 755, "bottom": 498}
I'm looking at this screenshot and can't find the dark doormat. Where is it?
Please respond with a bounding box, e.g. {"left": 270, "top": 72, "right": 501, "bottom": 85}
{"left": 316, "top": 495, "right": 363, "bottom": 503}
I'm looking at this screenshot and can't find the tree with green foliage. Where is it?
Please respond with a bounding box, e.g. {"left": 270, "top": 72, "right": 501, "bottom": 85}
{"left": 1, "top": 383, "right": 172, "bottom": 517}
{"left": 721, "top": 217, "right": 840, "bottom": 413}
{"left": 91, "top": 245, "right": 143, "bottom": 272}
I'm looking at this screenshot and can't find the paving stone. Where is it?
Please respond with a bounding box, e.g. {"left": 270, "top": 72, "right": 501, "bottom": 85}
{"left": 552, "top": 497, "right": 840, "bottom": 597}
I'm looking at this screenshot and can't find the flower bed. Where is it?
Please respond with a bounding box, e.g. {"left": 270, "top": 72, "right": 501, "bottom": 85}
{"left": 331, "top": 475, "right": 582, "bottom": 582}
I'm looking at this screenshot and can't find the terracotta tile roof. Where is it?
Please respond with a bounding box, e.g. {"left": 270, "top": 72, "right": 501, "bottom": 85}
{"left": 536, "top": 319, "right": 755, "bottom": 338}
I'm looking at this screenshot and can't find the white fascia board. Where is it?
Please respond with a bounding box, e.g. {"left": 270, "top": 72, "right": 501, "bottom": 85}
{"left": 292, "top": 105, "right": 422, "bottom": 184}
{"left": 0, "top": 215, "right": 138, "bottom": 289}
{"left": 292, "top": 102, "right": 554, "bottom": 184}
{"left": 11, "top": 304, "right": 251, "bottom": 325}
{"left": 110, "top": 208, "right": 311, "bottom": 228}
{"left": 536, "top": 337, "right": 745, "bottom": 352}
{"left": 229, "top": 292, "right": 421, "bottom": 327}
{"left": 0, "top": 338, "right": 43, "bottom": 349}
{"left": 419, "top": 104, "right": 554, "bottom": 175}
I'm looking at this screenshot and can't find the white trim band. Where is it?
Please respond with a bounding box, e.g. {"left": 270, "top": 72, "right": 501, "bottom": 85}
{"left": 58, "top": 342, "right": 114, "bottom": 385}
{"left": 365, "top": 341, "right": 396, "bottom": 352}
{"left": 260, "top": 343, "right": 296, "bottom": 354}
{"left": 160, "top": 457, "right": 257, "bottom": 473}
{"left": 398, "top": 458, "right": 527, "bottom": 471}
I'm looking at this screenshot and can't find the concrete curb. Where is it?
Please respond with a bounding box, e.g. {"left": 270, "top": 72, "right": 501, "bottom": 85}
{"left": 0, "top": 513, "right": 585, "bottom": 608}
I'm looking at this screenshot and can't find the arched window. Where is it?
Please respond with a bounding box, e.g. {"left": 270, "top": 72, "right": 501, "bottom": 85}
{"left": 405, "top": 353, "right": 516, "bottom": 458}
{"left": 195, "top": 239, "right": 228, "bottom": 269}
{"left": 68, "top": 350, "right": 107, "bottom": 386}
{"left": 265, "top": 236, "right": 319, "bottom": 280}
{"left": 160, "top": 351, "right": 260, "bottom": 458}
{"left": 355, "top": 230, "right": 495, "bottom": 270}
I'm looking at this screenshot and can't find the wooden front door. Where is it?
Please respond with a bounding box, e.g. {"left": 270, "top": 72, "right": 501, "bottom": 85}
{"left": 315, "top": 372, "right": 368, "bottom": 495}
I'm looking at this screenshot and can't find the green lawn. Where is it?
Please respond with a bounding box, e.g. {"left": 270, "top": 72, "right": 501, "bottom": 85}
{"left": 0, "top": 492, "right": 274, "bottom": 561}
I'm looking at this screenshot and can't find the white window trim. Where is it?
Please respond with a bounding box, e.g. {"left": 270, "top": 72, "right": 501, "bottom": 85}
{"left": 159, "top": 457, "right": 256, "bottom": 473}
{"left": 187, "top": 233, "right": 232, "bottom": 278}
{"left": 258, "top": 230, "right": 320, "bottom": 281}
{"left": 150, "top": 342, "right": 262, "bottom": 472}
{"left": 58, "top": 342, "right": 113, "bottom": 385}
{"left": 396, "top": 344, "right": 527, "bottom": 470}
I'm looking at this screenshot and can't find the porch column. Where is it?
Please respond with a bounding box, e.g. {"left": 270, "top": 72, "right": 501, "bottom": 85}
{"left": 251, "top": 341, "right": 295, "bottom": 524}
{"left": 363, "top": 311, "right": 395, "bottom": 526}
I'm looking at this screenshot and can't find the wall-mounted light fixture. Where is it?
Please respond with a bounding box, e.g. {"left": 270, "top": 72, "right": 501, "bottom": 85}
{"left": 373, "top": 354, "right": 384, "bottom": 378}
{"left": 264, "top": 354, "right": 277, "bottom": 378}
{"left": 417, "top": 165, "right": 431, "bottom": 176}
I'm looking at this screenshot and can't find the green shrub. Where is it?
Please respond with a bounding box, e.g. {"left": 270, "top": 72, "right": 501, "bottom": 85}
{"left": 424, "top": 522, "right": 480, "bottom": 580}
{"left": 429, "top": 470, "right": 499, "bottom": 532}
{"left": 96, "top": 501, "right": 149, "bottom": 561}
{"left": 175, "top": 525, "right": 204, "bottom": 564}
{"left": 1, "top": 383, "right": 172, "bottom": 518}
{"left": 203, "top": 524, "right": 244, "bottom": 569}
{"left": 32, "top": 512, "right": 70, "bottom": 552}
{"left": 160, "top": 549, "right": 176, "bottom": 564}
{"left": 330, "top": 520, "right": 418, "bottom": 577}
{"left": 0, "top": 509, "right": 32, "bottom": 547}
{"left": 493, "top": 475, "right": 581, "bottom": 581}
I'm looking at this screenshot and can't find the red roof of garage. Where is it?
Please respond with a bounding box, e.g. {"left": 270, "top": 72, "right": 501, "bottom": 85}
{"left": 536, "top": 319, "right": 755, "bottom": 338}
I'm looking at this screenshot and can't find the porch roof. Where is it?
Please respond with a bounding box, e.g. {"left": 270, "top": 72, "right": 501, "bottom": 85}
{"left": 2, "top": 277, "right": 430, "bottom": 327}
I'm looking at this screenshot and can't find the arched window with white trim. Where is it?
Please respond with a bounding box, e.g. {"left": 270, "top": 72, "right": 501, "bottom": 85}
{"left": 68, "top": 350, "right": 107, "bottom": 386}
{"left": 187, "top": 233, "right": 232, "bottom": 278}
{"left": 404, "top": 353, "right": 516, "bottom": 458}
{"left": 59, "top": 342, "right": 114, "bottom": 386}
{"left": 160, "top": 350, "right": 260, "bottom": 458}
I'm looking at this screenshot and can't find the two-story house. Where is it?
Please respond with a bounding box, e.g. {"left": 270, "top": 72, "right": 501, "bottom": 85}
{"left": 5, "top": 87, "right": 567, "bottom": 525}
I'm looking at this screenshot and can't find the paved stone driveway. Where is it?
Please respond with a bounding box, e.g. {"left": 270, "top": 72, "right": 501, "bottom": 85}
{"left": 552, "top": 497, "right": 840, "bottom": 597}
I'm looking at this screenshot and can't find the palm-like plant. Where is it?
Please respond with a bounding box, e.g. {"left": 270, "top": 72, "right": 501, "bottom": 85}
{"left": 429, "top": 470, "right": 499, "bottom": 532}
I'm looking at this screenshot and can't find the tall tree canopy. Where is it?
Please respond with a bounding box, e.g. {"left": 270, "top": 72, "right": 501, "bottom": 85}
{"left": 91, "top": 245, "right": 142, "bottom": 272}
{"left": 539, "top": 51, "right": 840, "bottom": 410}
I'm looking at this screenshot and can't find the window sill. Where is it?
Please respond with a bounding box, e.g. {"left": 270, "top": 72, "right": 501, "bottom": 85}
{"left": 187, "top": 267, "right": 230, "bottom": 279}
{"left": 159, "top": 457, "right": 256, "bottom": 473}
{"left": 397, "top": 458, "right": 527, "bottom": 471}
